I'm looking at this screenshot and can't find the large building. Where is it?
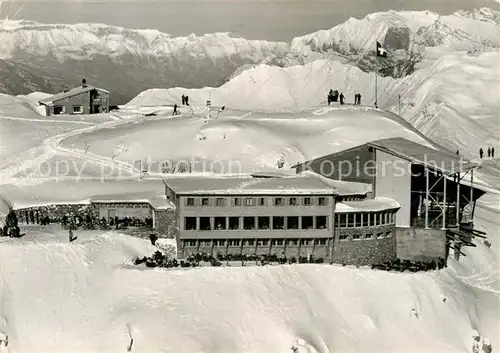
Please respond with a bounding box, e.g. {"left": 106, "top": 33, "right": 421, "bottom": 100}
{"left": 293, "top": 137, "right": 486, "bottom": 261}
{"left": 39, "top": 79, "right": 110, "bottom": 116}
{"left": 163, "top": 172, "right": 401, "bottom": 265}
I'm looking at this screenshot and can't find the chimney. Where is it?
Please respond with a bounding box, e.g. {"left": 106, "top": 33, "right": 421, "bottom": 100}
{"left": 82, "top": 78, "right": 87, "bottom": 88}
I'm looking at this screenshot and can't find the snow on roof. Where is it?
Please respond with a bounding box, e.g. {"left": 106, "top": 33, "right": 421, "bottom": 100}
{"left": 250, "top": 170, "right": 295, "bottom": 178}
{"left": 164, "top": 174, "right": 337, "bottom": 195}
{"left": 89, "top": 192, "right": 173, "bottom": 210}
{"left": 297, "top": 171, "right": 372, "bottom": 196}
{"left": 38, "top": 85, "right": 110, "bottom": 106}
{"left": 368, "top": 137, "right": 477, "bottom": 174}
{"left": 335, "top": 197, "right": 400, "bottom": 213}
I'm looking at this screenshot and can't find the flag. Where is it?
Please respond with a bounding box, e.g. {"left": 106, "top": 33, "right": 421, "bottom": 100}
{"left": 376, "top": 41, "right": 388, "bottom": 57}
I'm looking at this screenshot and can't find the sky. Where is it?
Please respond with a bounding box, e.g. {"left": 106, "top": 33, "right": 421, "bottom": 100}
{"left": 2, "top": 0, "right": 500, "bottom": 41}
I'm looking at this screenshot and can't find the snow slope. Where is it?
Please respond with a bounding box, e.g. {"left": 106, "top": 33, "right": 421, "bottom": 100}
{"left": 0, "top": 206, "right": 498, "bottom": 353}
{"left": 128, "top": 50, "right": 499, "bottom": 160}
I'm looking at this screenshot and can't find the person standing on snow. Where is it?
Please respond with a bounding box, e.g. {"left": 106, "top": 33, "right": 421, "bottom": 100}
{"left": 487, "top": 147, "right": 491, "bottom": 158}
{"left": 479, "top": 148, "right": 484, "bottom": 159}
{"left": 173, "top": 104, "right": 178, "bottom": 115}
{"left": 185, "top": 96, "right": 189, "bottom": 106}
{"left": 492, "top": 147, "right": 495, "bottom": 158}
{"left": 482, "top": 337, "right": 492, "bottom": 353}
{"left": 340, "top": 93, "right": 345, "bottom": 105}
{"left": 472, "top": 331, "right": 481, "bottom": 353}
{"left": 181, "top": 95, "right": 185, "bottom": 105}
{"left": 358, "top": 93, "right": 362, "bottom": 105}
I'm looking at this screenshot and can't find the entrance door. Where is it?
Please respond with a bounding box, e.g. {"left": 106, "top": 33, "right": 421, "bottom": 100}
{"left": 108, "top": 208, "right": 117, "bottom": 221}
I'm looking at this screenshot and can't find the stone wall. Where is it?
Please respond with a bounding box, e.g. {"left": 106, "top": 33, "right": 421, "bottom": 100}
{"left": 154, "top": 209, "right": 178, "bottom": 238}
{"left": 332, "top": 224, "right": 396, "bottom": 266}
{"left": 395, "top": 227, "right": 447, "bottom": 261}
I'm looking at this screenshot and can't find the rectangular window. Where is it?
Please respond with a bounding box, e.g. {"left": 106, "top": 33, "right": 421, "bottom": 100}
{"left": 201, "top": 198, "right": 210, "bottom": 206}
{"left": 228, "top": 240, "right": 240, "bottom": 247}
{"left": 245, "top": 198, "right": 255, "bottom": 206}
{"left": 234, "top": 198, "right": 241, "bottom": 206}
{"left": 354, "top": 213, "right": 362, "bottom": 227}
{"left": 216, "top": 198, "right": 225, "bottom": 206}
{"left": 214, "top": 217, "right": 226, "bottom": 230}
{"left": 199, "top": 217, "right": 211, "bottom": 231}
{"left": 245, "top": 239, "right": 255, "bottom": 246}
{"left": 352, "top": 233, "right": 361, "bottom": 240}
{"left": 348, "top": 214, "right": 355, "bottom": 227}
{"left": 316, "top": 239, "right": 327, "bottom": 245}
{"left": 258, "top": 197, "right": 266, "bottom": 206}
{"left": 184, "top": 217, "right": 197, "bottom": 230}
{"left": 53, "top": 105, "right": 65, "bottom": 115}
{"left": 184, "top": 240, "right": 197, "bottom": 247}
{"left": 199, "top": 240, "right": 211, "bottom": 247}
{"left": 243, "top": 217, "right": 255, "bottom": 230}
{"left": 318, "top": 197, "right": 327, "bottom": 206}
{"left": 273, "top": 216, "right": 285, "bottom": 230}
{"left": 339, "top": 234, "right": 348, "bottom": 240}
{"left": 258, "top": 217, "right": 270, "bottom": 230}
{"left": 302, "top": 216, "right": 313, "bottom": 229}
{"left": 289, "top": 197, "right": 297, "bottom": 206}
{"left": 365, "top": 233, "right": 372, "bottom": 239}
{"left": 316, "top": 216, "right": 327, "bottom": 229}
{"left": 228, "top": 217, "right": 240, "bottom": 230}
{"left": 72, "top": 105, "right": 83, "bottom": 114}
{"left": 272, "top": 239, "right": 284, "bottom": 246}
{"left": 258, "top": 239, "right": 269, "bottom": 246}
{"left": 300, "top": 239, "right": 311, "bottom": 246}
{"left": 186, "top": 198, "right": 195, "bottom": 206}
{"left": 274, "top": 197, "right": 284, "bottom": 206}
{"left": 303, "top": 197, "right": 312, "bottom": 206}
{"left": 338, "top": 214, "right": 347, "bottom": 228}
{"left": 287, "top": 216, "right": 299, "bottom": 229}
{"left": 287, "top": 239, "right": 298, "bottom": 246}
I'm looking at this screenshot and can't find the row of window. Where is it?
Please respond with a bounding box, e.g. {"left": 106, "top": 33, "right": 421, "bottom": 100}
{"left": 338, "top": 231, "right": 392, "bottom": 240}
{"left": 183, "top": 238, "right": 328, "bottom": 247}
{"left": 94, "top": 203, "right": 149, "bottom": 209}
{"left": 186, "top": 196, "right": 329, "bottom": 207}
{"left": 337, "top": 212, "right": 396, "bottom": 228}
{"left": 53, "top": 105, "right": 83, "bottom": 115}
{"left": 184, "top": 216, "right": 329, "bottom": 231}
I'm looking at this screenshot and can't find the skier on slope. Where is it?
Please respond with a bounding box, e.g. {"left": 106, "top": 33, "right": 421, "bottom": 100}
{"left": 472, "top": 330, "right": 481, "bottom": 353}
{"left": 0, "top": 332, "right": 8, "bottom": 353}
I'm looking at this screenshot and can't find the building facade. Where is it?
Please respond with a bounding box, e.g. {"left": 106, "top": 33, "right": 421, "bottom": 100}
{"left": 164, "top": 174, "right": 338, "bottom": 260}
{"left": 39, "top": 79, "right": 110, "bottom": 116}
{"left": 164, "top": 173, "right": 402, "bottom": 265}
{"left": 293, "top": 137, "right": 485, "bottom": 262}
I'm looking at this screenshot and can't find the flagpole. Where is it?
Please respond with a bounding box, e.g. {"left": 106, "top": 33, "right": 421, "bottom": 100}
{"left": 374, "top": 59, "right": 378, "bottom": 108}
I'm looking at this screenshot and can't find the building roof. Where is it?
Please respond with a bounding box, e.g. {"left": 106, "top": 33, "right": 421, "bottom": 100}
{"left": 298, "top": 171, "right": 372, "bottom": 196}
{"left": 293, "top": 137, "right": 477, "bottom": 175}
{"left": 38, "top": 85, "right": 110, "bottom": 106}
{"left": 367, "top": 137, "right": 476, "bottom": 174}
{"left": 163, "top": 173, "right": 338, "bottom": 196}
{"left": 335, "top": 197, "right": 400, "bottom": 213}
{"left": 89, "top": 192, "right": 173, "bottom": 210}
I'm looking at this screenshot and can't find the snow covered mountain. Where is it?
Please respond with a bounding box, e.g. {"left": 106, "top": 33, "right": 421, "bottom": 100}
{"left": 0, "top": 20, "right": 288, "bottom": 104}
{"left": 1, "top": 8, "right": 498, "bottom": 103}
{"left": 279, "top": 8, "right": 500, "bottom": 77}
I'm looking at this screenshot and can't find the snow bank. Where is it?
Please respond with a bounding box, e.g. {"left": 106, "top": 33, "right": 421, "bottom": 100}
{"left": 0, "top": 222, "right": 498, "bottom": 353}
